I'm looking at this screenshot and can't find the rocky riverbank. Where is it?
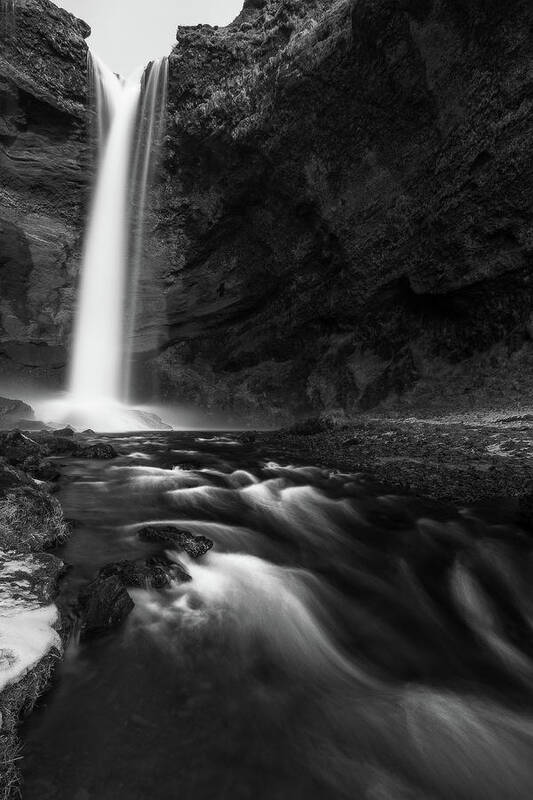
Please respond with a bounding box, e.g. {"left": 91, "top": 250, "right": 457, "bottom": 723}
{"left": 0, "top": 423, "right": 118, "bottom": 798}
{"left": 0, "top": 440, "right": 68, "bottom": 798}
{"left": 257, "top": 410, "right": 533, "bottom": 514}
{"left": 0, "top": 421, "right": 217, "bottom": 798}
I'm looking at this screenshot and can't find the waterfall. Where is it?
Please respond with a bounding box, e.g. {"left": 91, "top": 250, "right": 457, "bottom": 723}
{"left": 124, "top": 58, "right": 169, "bottom": 400}
{"left": 69, "top": 52, "right": 167, "bottom": 409}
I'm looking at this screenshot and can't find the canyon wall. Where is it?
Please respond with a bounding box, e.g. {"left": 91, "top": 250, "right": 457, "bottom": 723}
{"left": 0, "top": 0, "right": 88, "bottom": 390}
{"left": 1, "top": 0, "right": 533, "bottom": 424}
{"left": 145, "top": 0, "right": 533, "bottom": 423}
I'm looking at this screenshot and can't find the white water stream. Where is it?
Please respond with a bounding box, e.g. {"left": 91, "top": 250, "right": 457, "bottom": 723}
{"left": 69, "top": 55, "right": 141, "bottom": 403}
{"left": 42, "top": 52, "right": 168, "bottom": 431}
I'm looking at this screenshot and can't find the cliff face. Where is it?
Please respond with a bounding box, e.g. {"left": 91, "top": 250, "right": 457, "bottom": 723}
{"left": 0, "top": 0, "right": 88, "bottom": 388}
{"left": 143, "top": 0, "right": 533, "bottom": 424}
{"left": 1, "top": 0, "right": 532, "bottom": 424}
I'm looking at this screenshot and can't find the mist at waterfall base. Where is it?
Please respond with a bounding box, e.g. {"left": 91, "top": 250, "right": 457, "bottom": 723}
{"left": 41, "top": 52, "right": 171, "bottom": 433}
{"left": 21, "top": 433, "right": 533, "bottom": 799}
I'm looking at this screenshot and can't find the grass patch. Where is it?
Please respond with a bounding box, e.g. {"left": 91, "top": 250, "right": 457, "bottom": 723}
{"left": 0, "top": 651, "right": 59, "bottom": 799}
{"left": 0, "top": 486, "right": 68, "bottom": 552}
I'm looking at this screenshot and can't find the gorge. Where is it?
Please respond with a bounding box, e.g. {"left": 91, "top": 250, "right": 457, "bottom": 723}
{"left": 1, "top": 0, "right": 533, "bottom": 425}
{"left": 1, "top": 1, "right": 533, "bottom": 798}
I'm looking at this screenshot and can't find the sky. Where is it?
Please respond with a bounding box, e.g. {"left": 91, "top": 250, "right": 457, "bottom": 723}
{"left": 53, "top": 0, "right": 244, "bottom": 75}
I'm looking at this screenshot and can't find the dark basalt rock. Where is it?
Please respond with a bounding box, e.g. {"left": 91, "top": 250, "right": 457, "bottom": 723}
{"left": 0, "top": 430, "right": 43, "bottom": 465}
{"left": 21, "top": 456, "right": 60, "bottom": 483}
{"left": 78, "top": 575, "right": 134, "bottom": 639}
{"left": 98, "top": 556, "right": 191, "bottom": 589}
{"left": 0, "top": 459, "right": 29, "bottom": 492}
{"left": 41, "top": 435, "right": 80, "bottom": 455}
{"left": 75, "top": 443, "right": 118, "bottom": 460}
{"left": 138, "top": 525, "right": 213, "bottom": 558}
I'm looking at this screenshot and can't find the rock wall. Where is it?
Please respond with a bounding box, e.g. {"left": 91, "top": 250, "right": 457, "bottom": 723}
{"left": 0, "top": 0, "right": 89, "bottom": 389}
{"left": 142, "top": 0, "right": 533, "bottom": 424}
{"left": 1, "top": 0, "right": 532, "bottom": 424}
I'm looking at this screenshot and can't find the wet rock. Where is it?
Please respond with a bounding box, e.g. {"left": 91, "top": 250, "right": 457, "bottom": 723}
{"left": 0, "top": 430, "right": 44, "bottom": 465}
{"left": 78, "top": 576, "right": 134, "bottom": 639}
{"left": 0, "top": 459, "right": 29, "bottom": 492}
{"left": 98, "top": 556, "right": 191, "bottom": 589}
{"left": 146, "top": 555, "right": 192, "bottom": 584}
{"left": 41, "top": 435, "right": 80, "bottom": 456}
{"left": 21, "top": 457, "right": 60, "bottom": 483}
{"left": 75, "top": 443, "right": 118, "bottom": 460}
{"left": 138, "top": 525, "right": 213, "bottom": 558}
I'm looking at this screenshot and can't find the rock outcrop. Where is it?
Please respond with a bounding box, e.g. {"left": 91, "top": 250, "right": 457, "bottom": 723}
{"left": 0, "top": 0, "right": 89, "bottom": 388}
{"left": 135, "top": 0, "right": 533, "bottom": 423}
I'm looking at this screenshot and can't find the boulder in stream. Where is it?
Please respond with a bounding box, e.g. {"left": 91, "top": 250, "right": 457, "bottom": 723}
{"left": 0, "top": 429, "right": 44, "bottom": 465}
{"left": 138, "top": 525, "right": 213, "bottom": 558}
{"left": 78, "top": 575, "right": 135, "bottom": 639}
{"left": 76, "top": 443, "right": 118, "bottom": 460}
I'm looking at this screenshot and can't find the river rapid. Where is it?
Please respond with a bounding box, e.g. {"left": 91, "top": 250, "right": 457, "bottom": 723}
{"left": 21, "top": 431, "right": 533, "bottom": 799}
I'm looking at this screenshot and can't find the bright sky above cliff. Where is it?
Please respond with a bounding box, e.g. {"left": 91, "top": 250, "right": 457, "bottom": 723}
{"left": 53, "top": 0, "right": 243, "bottom": 75}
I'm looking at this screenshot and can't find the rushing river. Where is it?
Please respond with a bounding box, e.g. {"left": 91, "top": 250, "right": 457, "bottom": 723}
{"left": 21, "top": 432, "right": 533, "bottom": 799}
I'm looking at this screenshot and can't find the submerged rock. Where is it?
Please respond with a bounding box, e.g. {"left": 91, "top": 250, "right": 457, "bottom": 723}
{"left": 138, "top": 525, "right": 213, "bottom": 558}
{"left": 78, "top": 576, "right": 134, "bottom": 639}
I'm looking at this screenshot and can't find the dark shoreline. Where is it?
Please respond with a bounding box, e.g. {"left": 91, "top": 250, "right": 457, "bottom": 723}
{"left": 256, "top": 415, "right": 533, "bottom": 510}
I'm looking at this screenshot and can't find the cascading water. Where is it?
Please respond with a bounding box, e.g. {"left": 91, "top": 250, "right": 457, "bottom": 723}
{"left": 69, "top": 55, "right": 140, "bottom": 405}
{"left": 42, "top": 52, "right": 168, "bottom": 431}
{"left": 21, "top": 436, "right": 533, "bottom": 799}
{"left": 124, "top": 58, "right": 169, "bottom": 400}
